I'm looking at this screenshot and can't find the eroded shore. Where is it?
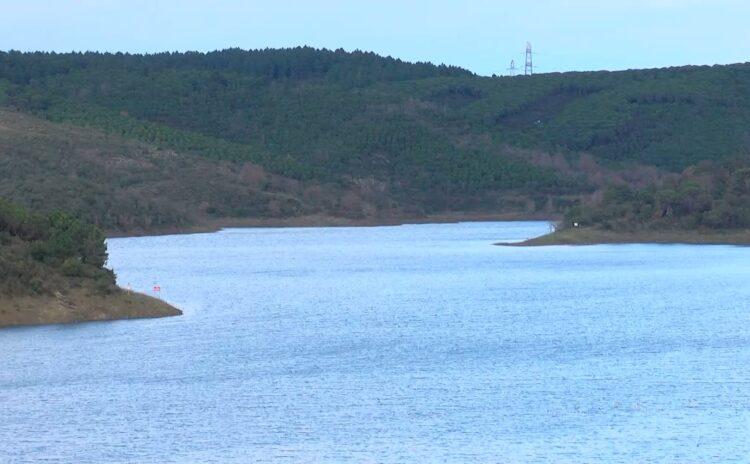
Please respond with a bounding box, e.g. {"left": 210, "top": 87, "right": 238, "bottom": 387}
{"left": 502, "top": 227, "right": 750, "bottom": 246}
{"left": 0, "top": 288, "right": 182, "bottom": 329}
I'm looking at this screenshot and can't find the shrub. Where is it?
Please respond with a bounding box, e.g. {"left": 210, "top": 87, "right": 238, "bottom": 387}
{"left": 60, "top": 257, "right": 86, "bottom": 277}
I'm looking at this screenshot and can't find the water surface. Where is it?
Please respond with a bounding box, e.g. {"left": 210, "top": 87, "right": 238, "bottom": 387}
{"left": 2, "top": 222, "right": 750, "bottom": 462}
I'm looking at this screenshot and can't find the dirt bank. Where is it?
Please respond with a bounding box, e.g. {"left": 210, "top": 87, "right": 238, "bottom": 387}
{"left": 0, "top": 288, "right": 182, "bottom": 328}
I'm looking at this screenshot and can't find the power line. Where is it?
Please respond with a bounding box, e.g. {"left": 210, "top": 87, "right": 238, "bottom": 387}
{"left": 525, "top": 42, "right": 533, "bottom": 76}
{"left": 507, "top": 59, "right": 517, "bottom": 76}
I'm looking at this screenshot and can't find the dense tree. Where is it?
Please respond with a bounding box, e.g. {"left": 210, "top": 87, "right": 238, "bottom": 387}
{"left": 0, "top": 199, "right": 114, "bottom": 295}
{"left": 564, "top": 159, "right": 750, "bottom": 231}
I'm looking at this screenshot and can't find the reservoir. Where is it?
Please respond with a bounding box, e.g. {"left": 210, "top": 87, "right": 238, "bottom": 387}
{"left": 2, "top": 222, "right": 749, "bottom": 462}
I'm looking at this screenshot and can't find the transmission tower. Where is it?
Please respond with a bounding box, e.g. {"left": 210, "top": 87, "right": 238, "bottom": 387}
{"left": 507, "top": 59, "right": 517, "bottom": 76}
{"left": 524, "top": 42, "right": 533, "bottom": 75}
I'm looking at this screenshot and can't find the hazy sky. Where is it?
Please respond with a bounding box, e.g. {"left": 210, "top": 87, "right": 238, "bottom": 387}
{"left": 1, "top": 0, "right": 748, "bottom": 75}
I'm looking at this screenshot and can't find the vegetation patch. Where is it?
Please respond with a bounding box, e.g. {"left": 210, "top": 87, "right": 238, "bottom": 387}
{"left": 0, "top": 199, "right": 180, "bottom": 327}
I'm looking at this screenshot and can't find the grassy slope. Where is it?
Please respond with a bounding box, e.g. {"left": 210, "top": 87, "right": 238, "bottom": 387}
{"left": 0, "top": 109, "right": 419, "bottom": 233}
{"left": 0, "top": 109, "right": 305, "bottom": 231}
{"left": 0, "top": 109, "right": 565, "bottom": 234}
{"left": 0, "top": 288, "right": 181, "bottom": 328}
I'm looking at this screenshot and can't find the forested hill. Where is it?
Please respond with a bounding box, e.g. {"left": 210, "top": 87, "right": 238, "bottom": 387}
{"left": 1, "top": 47, "right": 750, "bottom": 232}
{"left": 0, "top": 47, "right": 471, "bottom": 84}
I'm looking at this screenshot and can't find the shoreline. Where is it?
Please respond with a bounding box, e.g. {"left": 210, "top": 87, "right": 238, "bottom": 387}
{"left": 501, "top": 227, "right": 750, "bottom": 247}
{"left": 107, "top": 212, "right": 557, "bottom": 238}
{"left": 106, "top": 213, "right": 750, "bottom": 247}
{"left": 12, "top": 223, "right": 749, "bottom": 329}
{"left": 0, "top": 288, "right": 182, "bottom": 329}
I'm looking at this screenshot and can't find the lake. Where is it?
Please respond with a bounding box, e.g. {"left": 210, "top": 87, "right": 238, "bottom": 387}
{"left": 2, "top": 221, "right": 750, "bottom": 463}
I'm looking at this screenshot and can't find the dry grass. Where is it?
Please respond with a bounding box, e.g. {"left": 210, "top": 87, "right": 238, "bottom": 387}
{"left": 0, "top": 288, "right": 181, "bottom": 328}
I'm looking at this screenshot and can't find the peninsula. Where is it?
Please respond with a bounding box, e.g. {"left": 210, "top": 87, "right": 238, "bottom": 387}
{"left": 0, "top": 200, "right": 180, "bottom": 328}
{"left": 509, "top": 162, "right": 750, "bottom": 246}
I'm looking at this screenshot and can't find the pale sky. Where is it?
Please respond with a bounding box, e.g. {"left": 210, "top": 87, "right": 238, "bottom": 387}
{"left": 1, "top": 0, "right": 748, "bottom": 75}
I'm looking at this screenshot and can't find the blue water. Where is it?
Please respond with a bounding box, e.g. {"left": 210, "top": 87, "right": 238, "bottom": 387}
{"left": 2, "top": 221, "right": 750, "bottom": 463}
